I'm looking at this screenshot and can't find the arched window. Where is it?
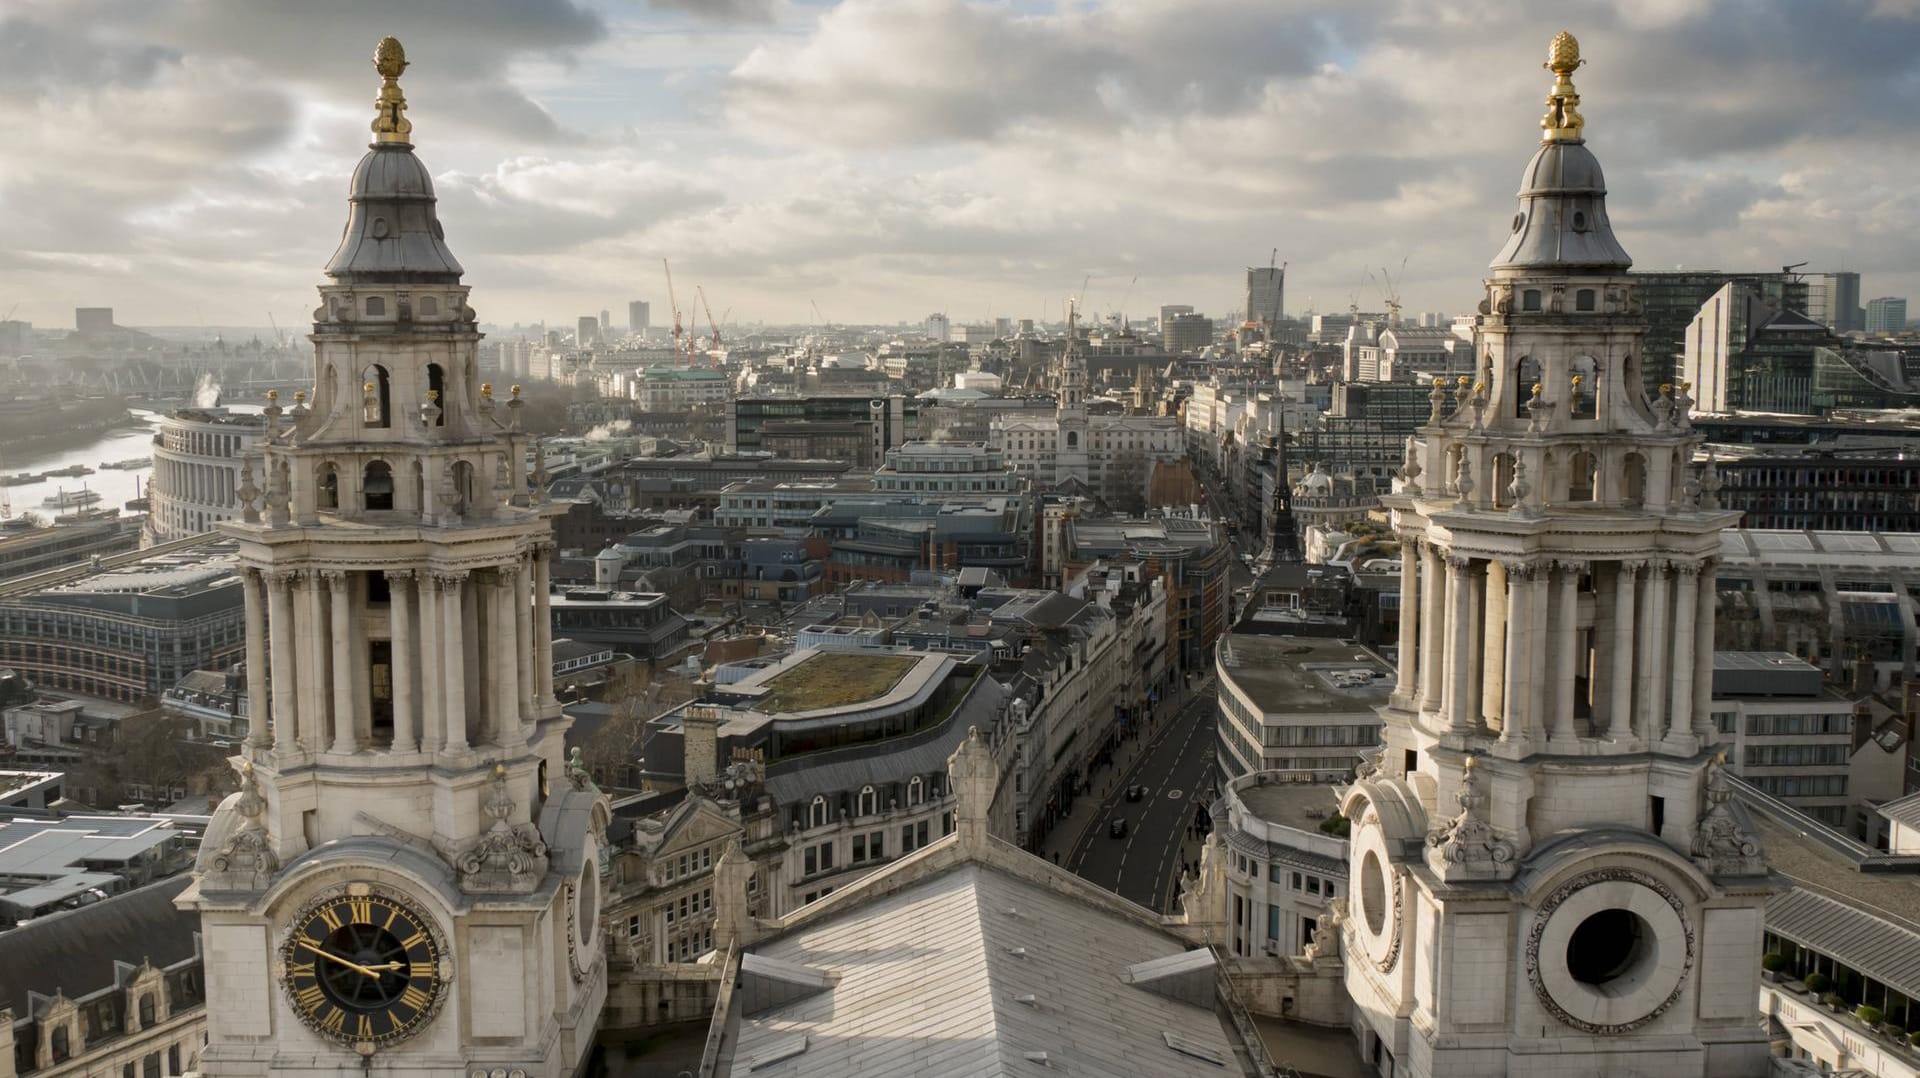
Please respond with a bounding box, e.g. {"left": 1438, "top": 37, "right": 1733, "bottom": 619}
{"left": 317, "top": 463, "right": 339, "bottom": 510}
{"left": 808, "top": 796, "right": 828, "bottom": 828}
{"left": 1570, "top": 356, "right": 1599, "bottom": 420}
{"left": 1622, "top": 452, "right": 1647, "bottom": 507}
{"left": 858, "top": 786, "right": 877, "bottom": 817}
{"left": 50, "top": 1026, "right": 69, "bottom": 1063}
{"left": 138, "top": 993, "right": 156, "bottom": 1028}
{"left": 426, "top": 363, "right": 447, "bottom": 426}
{"left": 1514, "top": 356, "right": 1542, "bottom": 417}
{"left": 1575, "top": 288, "right": 1596, "bottom": 312}
{"left": 362, "top": 364, "right": 391, "bottom": 428}
{"left": 907, "top": 776, "right": 924, "bottom": 806}
{"left": 412, "top": 460, "right": 426, "bottom": 511}
{"left": 1568, "top": 450, "right": 1597, "bottom": 502}
{"left": 1491, "top": 453, "right": 1515, "bottom": 510}
{"left": 364, "top": 296, "right": 385, "bottom": 317}
{"left": 363, "top": 461, "right": 394, "bottom": 511}
{"left": 1066, "top": 430, "right": 1079, "bottom": 449}
{"left": 1522, "top": 289, "right": 1542, "bottom": 312}
{"left": 419, "top": 296, "right": 439, "bottom": 317}
{"left": 451, "top": 460, "right": 474, "bottom": 516}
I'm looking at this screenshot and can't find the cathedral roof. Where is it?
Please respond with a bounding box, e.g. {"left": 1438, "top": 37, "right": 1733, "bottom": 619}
{"left": 322, "top": 38, "right": 464, "bottom": 284}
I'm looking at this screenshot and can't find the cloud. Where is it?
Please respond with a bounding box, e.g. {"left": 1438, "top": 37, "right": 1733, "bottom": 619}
{"left": 649, "top": 0, "right": 781, "bottom": 22}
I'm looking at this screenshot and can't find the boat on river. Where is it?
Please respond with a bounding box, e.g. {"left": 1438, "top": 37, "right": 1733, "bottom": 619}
{"left": 44, "top": 464, "right": 95, "bottom": 478}
{"left": 42, "top": 488, "right": 103, "bottom": 508}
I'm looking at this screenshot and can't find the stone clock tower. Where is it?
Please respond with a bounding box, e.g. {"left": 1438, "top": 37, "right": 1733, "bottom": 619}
{"left": 1340, "top": 34, "right": 1774, "bottom": 1078}
{"left": 180, "top": 38, "right": 609, "bottom": 1078}
{"left": 1054, "top": 302, "right": 1091, "bottom": 492}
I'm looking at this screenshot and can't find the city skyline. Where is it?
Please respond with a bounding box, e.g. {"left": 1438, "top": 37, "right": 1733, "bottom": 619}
{"left": 2, "top": 0, "right": 1917, "bottom": 330}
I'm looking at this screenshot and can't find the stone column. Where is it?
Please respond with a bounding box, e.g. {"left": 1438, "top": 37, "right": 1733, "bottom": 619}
{"left": 1551, "top": 560, "right": 1585, "bottom": 742}
{"left": 298, "top": 570, "right": 329, "bottom": 752}
{"left": 1444, "top": 555, "right": 1474, "bottom": 733}
{"left": 514, "top": 554, "right": 535, "bottom": 719}
{"left": 438, "top": 571, "right": 470, "bottom": 753}
{"left": 326, "top": 570, "right": 358, "bottom": 754}
{"left": 1668, "top": 562, "right": 1699, "bottom": 742}
{"left": 1419, "top": 543, "right": 1445, "bottom": 707}
{"left": 1481, "top": 559, "right": 1507, "bottom": 728}
{"left": 496, "top": 566, "right": 523, "bottom": 736}
{"left": 1609, "top": 561, "right": 1639, "bottom": 740}
{"left": 1396, "top": 539, "right": 1419, "bottom": 701}
{"left": 242, "top": 567, "right": 270, "bottom": 748}
{"left": 1465, "top": 565, "right": 1485, "bottom": 730}
{"left": 385, "top": 570, "right": 418, "bottom": 753}
{"left": 1500, "top": 561, "right": 1531, "bottom": 743}
{"left": 532, "top": 544, "right": 555, "bottom": 704}
{"left": 1693, "top": 558, "right": 1718, "bottom": 740}
{"left": 419, "top": 572, "right": 444, "bottom": 754}
{"left": 1526, "top": 562, "right": 1551, "bottom": 732}
{"left": 1637, "top": 561, "right": 1671, "bottom": 743}
{"left": 266, "top": 570, "right": 298, "bottom": 755}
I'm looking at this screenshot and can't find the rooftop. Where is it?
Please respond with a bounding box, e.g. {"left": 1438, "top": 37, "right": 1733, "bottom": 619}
{"left": 751, "top": 651, "right": 921, "bottom": 715}
{"left": 1216, "top": 635, "right": 1393, "bottom": 718}
{"left": 1235, "top": 776, "right": 1348, "bottom": 833}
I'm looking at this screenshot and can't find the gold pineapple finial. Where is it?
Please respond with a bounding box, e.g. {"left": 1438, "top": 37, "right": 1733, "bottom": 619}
{"left": 1540, "top": 31, "right": 1586, "bottom": 142}
{"left": 371, "top": 36, "right": 413, "bottom": 144}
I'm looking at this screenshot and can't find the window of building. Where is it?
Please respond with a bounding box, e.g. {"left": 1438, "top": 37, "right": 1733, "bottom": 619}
{"left": 907, "top": 776, "right": 924, "bottom": 805}
{"left": 50, "top": 1026, "right": 69, "bottom": 1063}
{"left": 169, "top": 1045, "right": 181, "bottom": 1076}
{"left": 317, "top": 463, "right": 339, "bottom": 510}
{"left": 144, "top": 1053, "right": 162, "bottom": 1078}
{"left": 809, "top": 795, "right": 828, "bottom": 828}
{"left": 419, "top": 296, "right": 439, "bottom": 317}
{"left": 1522, "top": 289, "right": 1542, "bottom": 312}
{"left": 858, "top": 785, "right": 877, "bottom": 817}
{"left": 365, "top": 295, "right": 386, "bottom": 317}
{"left": 1575, "top": 288, "right": 1596, "bottom": 311}
{"left": 363, "top": 461, "right": 394, "bottom": 511}
{"left": 139, "top": 992, "right": 156, "bottom": 1028}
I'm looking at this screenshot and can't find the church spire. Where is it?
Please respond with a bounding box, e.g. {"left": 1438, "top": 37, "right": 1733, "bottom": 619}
{"left": 1539, "top": 31, "right": 1586, "bottom": 143}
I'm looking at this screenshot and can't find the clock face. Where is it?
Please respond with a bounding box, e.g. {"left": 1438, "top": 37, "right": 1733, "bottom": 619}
{"left": 281, "top": 888, "right": 446, "bottom": 1046}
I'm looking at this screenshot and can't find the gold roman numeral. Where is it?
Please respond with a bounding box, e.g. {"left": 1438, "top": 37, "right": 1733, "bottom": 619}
{"left": 347, "top": 898, "right": 374, "bottom": 925}
{"left": 387, "top": 1010, "right": 403, "bottom": 1032}
{"left": 399, "top": 928, "right": 429, "bottom": 950}
{"left": 316, "top": 904, "right": 344, "bottom": 932}
{"left": 357, "top": 1014, "right": 374, "bottom": 1039}
{"left": 383, "top": 905, "right": 400, "bottom": 930}
{"left": 287, "top": 960, "right": 316, "bottom": 980}
{"left": 398, "top": 985, "right": 431, "bottom": 1012}
{"left": 295, "top": 984, "right": 326, "bottom": 1012}
{"left": 407, "top": 961, "right": 429, "bottom": 981}
{"left": 318, "top": 1007, "right": 346, "bottom": 1034}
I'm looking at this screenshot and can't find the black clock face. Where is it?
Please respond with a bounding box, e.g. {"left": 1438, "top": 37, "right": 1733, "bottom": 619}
{"left": 282, "top": 890, "right": 444, "bottom": 1045}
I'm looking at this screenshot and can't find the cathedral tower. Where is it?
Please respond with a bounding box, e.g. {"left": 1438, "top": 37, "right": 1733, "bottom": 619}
{"left": 183, "top": 39, "right": 608, "bottom": 1078}
{"left": 1340, "top": 34, "right": 1773, "bottom": 1078}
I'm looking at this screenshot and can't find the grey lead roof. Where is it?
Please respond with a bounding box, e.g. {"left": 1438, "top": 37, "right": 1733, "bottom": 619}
{"left": 721, "top": 862, "right": 1247, "bottom": 1077}
{"left": 323, "top": 144, "right": 463, "bottom": 284}
{"left": 1489, "top": 139, "right": 1632, "bottom": 272}
{"left": 0, "top": 875, "right": 199, "bottom": 1017}
{"left": 1766, "top": 886, "right": 1920, "bottom": 997}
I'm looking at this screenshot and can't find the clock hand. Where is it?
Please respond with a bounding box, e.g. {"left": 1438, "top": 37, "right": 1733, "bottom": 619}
{"left": 296, "top": 940, "right": 389, "bottom": 980}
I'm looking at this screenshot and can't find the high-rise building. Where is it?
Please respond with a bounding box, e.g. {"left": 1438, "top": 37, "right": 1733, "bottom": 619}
{"left": 599, "top": 308, "right": 610, "bottom": 337}
{"left": 1158, "top": 304, "right": 1193, "bottom": 331}
{"left": 1350, "top": 34, "right": 1773, "bottom": 1077}
{"left": 189, "top": 40, "right": 605, "bottom": 1078}
{"left": 628, "top": 299, "right": 650, "bottom": 333}
{"left": 0, "top": 319, "right": 28, "bottom": 354}
{"left": 1804, "top": 270, "right": 1862, "bottom": 333}
{"left": 1631, "top": 270, "right": 1807, "bottom": 397}
{"left": 925, "top": 312, "right": 950, "bottom": 341}
{"left": 1245, "top": 266, "right": 1284, "bottom": 329}
{"left": 1866, "top": 296, "right": 1908, "bottom": 334}
{"left": 1163, "top": 311, "right": 1214, "bottom": 354}
{"left": 576, "top": 314, "right": 597, "bottom": 346}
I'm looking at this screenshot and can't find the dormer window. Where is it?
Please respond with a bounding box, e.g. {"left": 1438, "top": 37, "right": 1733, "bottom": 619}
{"left": 365, "top": 296, "right": 386, "bottom": 317}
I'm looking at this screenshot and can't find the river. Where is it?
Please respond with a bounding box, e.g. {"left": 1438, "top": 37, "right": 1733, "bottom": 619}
{"left": 0, "top": 410, "right": 162, "bottom": 521}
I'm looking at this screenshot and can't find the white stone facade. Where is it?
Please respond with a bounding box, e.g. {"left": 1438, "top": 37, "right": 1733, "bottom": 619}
{"left": 183, "top": 41, "right": 608, "bottom": 1078}
{"left": 144, "top": 408, "right": 268, "bottom": 545}
{"left": 1341, "top": 36, "right": 1775, "bottom": 1078}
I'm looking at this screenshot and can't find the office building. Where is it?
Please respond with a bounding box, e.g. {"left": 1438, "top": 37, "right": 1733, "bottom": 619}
{"left": 146, "top": 408, "right": 270, "bottom": 544}
{"left": 1633, "top": 269, "right": 1807, "bottom": 396}
{"left": 577, "top": 314, "right": 598, "bottom": 346}
{"left": 1163, "top": 312, "right": 1214, "bottom": 354}
{"left": 1804, "top": 270, "right": 1862, "bottom": 333}
{"left": 1867, "top": 296, "right": 1908, "bottom": 335}
{"left": 1246, "top": 265, "right": 1284, "bottom": 329}
{"left": 628, "top": 299, "right": 650, "bottom": 334}
{"left": 1214, "top": 635, "right": 1388, "bottom": 779}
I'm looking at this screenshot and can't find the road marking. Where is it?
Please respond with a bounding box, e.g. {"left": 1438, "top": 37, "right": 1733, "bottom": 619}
{"left": 1167, "top": 789, "right": 1183, "bottom": 800}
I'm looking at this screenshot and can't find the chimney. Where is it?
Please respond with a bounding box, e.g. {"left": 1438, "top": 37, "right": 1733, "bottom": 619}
{"left": 1852, "top": 655, "right": 1874, "bottom": 697}
{"left": 683, "top": 706, "right": 720, "bottom": 790}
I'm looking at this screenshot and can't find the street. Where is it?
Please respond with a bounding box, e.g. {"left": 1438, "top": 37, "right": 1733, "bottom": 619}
{"left": 1065, "top": 681, "right": 1219, "bottom": 912}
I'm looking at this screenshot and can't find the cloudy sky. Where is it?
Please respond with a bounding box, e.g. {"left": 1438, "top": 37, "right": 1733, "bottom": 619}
{"left": 3, "top": 0, "right": 1917, "bottom": 332}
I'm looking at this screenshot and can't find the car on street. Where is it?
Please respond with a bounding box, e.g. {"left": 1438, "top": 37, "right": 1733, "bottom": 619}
{"left": 1109, "top": 818, "right": 1128, "bottom": 838}
{"left": 1125, "top": 784, "right": 1145, "bottom": 802}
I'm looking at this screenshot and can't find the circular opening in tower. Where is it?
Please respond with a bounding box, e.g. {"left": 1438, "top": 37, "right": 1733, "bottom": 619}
{"left": 1361, "top": 851, "right": 1386, "bottom": 935}
{"left": 1565, "top": 907, "right": 1650, "bottom": 987}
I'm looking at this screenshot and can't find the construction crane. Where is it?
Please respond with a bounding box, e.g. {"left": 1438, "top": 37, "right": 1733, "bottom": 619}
{"left": 696, "top": 285, "right": 722, "bottom": 357}
{"left": 1376, "top": 257, "right": 1408, "bottom": 324}
{"left": 810, "top": 300, "right": 828, "bottom": 330}
{"left": 1116, "top": 274, "right": 1138, "bottom": 329}
{"left": 662, "top": 259, "right": 686, "bottom": 365}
